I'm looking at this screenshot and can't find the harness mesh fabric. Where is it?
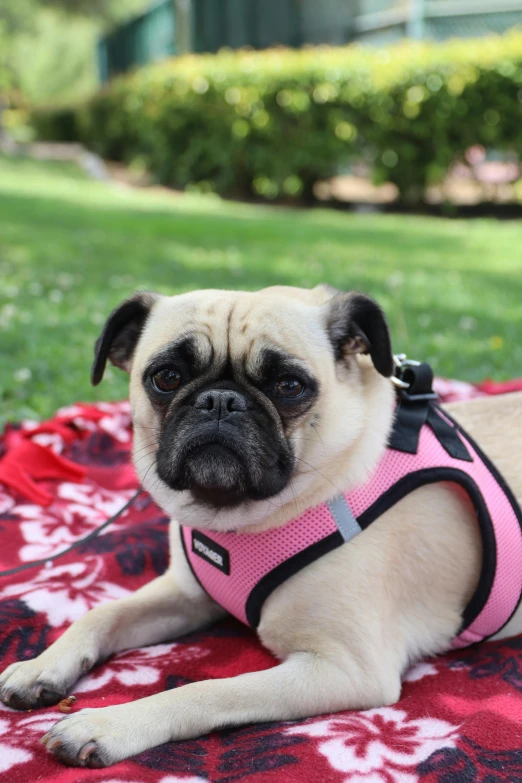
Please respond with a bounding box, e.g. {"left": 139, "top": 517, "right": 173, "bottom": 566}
{"left": 182, "top": 410, "right": 522, "bottom": 648}
{"left": 181, "top": 503, "right": 339, "bottom": 626}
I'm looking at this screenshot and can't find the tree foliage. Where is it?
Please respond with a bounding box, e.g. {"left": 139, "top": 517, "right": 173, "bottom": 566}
{"left": 37, "top": 31, "right": 522, "bottom": 203}
{"left": 0, "top": 0, "right": 150, "bottom": 104}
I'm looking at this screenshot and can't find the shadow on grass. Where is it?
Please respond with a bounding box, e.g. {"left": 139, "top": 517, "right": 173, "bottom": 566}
{"left": 0, "top": 187, "right": 466, "bottom": 258}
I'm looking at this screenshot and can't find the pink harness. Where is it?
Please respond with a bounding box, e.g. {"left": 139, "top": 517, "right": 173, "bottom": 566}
{"left": 181, "top": 364, "right": 522, "bottom": 649}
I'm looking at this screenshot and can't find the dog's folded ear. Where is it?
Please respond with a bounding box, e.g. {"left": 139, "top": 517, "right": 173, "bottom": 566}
{"left": 326, "top": 291, "right": 394, "bottom": 377}
{"left": 91, "top": 291, "right": 160, "bottom": 386}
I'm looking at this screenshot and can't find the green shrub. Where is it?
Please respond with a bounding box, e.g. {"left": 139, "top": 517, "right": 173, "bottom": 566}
{"left": 31, "top": 105, "right": 79, "bottom": 142}
{"left": 36, "top": 31, "right": 522, "bottom": 201}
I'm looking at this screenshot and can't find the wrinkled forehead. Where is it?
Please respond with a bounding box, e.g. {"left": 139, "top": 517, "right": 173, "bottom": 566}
{"left": 133, "top": 290, "right": 330, "bottom": 377}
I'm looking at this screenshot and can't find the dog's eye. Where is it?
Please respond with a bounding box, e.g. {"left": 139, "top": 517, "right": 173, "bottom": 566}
{"left": 275, "top": 376, "right": 305, "bottom": 399}
{"left": 151, "top": 368, "right": 182, "bottom": 394}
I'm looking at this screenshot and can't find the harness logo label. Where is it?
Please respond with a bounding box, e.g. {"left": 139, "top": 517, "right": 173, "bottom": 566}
{"left": 192, "top": 530, "right": 230, "bottom": 575}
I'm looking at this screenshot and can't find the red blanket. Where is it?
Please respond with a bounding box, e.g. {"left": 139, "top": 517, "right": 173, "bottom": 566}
{"left": 1, "top": 378, "right": 521, "bottom": 783}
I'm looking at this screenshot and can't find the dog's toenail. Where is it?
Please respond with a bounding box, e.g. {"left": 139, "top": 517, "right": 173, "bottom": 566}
{"left": 79, "top": 741, "right": 97, "bottom": 762}
{"left": 9, "top": 693, "right": 28, "bottom": 710}
{"left": 40, "top": 689, "right": 63, "bottom": 706}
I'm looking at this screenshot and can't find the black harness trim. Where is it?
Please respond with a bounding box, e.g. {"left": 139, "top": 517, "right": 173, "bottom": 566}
{"left": 390, "top": 401, "right": 472, "bottom": 462}
{"left": 180, "top": 526, "right": 206, "bottom": 595}
{"left": 245, "top": 531, "right": 343, "bottom": 628}
{"left": 357, "top": 466, "right": 497, "bottom": 633}
{"left": 181, "top": 360, "right": 522, "bottom": 642}
{"left": 427, "top": 407, "right": 473, "bottom": 462}
{"left": 441, "top": 406, "right": 522, "bottom": 639}
{"left": 388, "top": 401, "right": 429, "bottom": 454}
{"left": 242, "top": 397, "right": 521, "bottom": 635}
{"left": 239, "top": 465, "right": 498, "bottom": 631}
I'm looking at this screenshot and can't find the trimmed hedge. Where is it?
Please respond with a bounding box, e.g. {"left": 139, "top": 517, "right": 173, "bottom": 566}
{"left": 31, "top": 106, "right": 79, "bottom": 143}
{"left": 36, "top": 32, "right": 522, "bottom": 201}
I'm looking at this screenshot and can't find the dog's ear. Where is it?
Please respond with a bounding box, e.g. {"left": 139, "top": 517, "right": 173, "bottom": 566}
{"left": 91, "top": 291, "right": 160, "bottom": 386}
{"left": 326, "top": 291, "right": 394, "bottom": 377}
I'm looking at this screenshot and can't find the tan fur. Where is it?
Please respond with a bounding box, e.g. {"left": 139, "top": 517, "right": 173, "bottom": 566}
{"left": 1, "top": 285, "right": 521, "bottom": 768}
{"left": 132, "top": 288, "right": 395, "bottom": 531}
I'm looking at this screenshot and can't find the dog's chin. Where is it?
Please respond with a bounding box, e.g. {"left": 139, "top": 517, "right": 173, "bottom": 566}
{"left": 158, "top": 438, "right": 294, "bottom": 512}
{"left": 184, "top": 444, "right": 248, "bottom": 508}
{"left": 190, "top": 485, "right": 247, "bottom": 509}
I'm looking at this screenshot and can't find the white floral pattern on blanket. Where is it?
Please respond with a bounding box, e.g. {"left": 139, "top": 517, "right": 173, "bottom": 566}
{"left": 15, "top": 484, "right": 136, "bottom": 562}
{"left": 287, "top": 707, "right": 459, "bottom": 783}
{"left": 0, "top": 558, "right": 131, "bottom": 626}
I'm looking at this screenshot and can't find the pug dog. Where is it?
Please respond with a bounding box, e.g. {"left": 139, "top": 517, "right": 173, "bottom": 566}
{"left": 1, "top": 285, "right": 521, "bottom": 769}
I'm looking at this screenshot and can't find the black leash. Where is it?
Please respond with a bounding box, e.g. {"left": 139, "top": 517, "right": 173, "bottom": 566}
{"left": 0, "top": 489, "right": 142, "bottom": 578}
{"left": 0, "top": 356, "right": 461, "bottom": 578}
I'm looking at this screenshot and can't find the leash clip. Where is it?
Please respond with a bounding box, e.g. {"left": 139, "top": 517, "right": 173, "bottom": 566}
{"left": 392, "top": 354, "right": 438, "bottom": 403}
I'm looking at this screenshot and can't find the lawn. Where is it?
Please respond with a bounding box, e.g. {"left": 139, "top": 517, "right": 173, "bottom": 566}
{"left": 1, "top": 153, "right": 521, "bottom": 429}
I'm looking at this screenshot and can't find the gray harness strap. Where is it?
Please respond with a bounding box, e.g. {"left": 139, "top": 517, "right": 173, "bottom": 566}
{"left": 326, "top": 494, "right": 362, "bottom": 543}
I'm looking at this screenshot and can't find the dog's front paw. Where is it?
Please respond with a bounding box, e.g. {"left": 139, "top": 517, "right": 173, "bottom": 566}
{"left": 0, "top": 659, "right": 69, "bottom": 711}
{"left": 41, "top": 709, "right": 117, "bottom": 768}
{"left": 41, "top": 701, "right": 171, "bottom": 767}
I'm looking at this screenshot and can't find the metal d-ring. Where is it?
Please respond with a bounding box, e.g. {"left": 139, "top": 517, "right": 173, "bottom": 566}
{"left": 391, "top": 353, "right": 422, "bottom": 389}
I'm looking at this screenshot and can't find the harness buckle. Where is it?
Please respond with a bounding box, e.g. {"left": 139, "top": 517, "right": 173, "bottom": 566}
{"left": 392, "top": 354, "right": 439, "bottom": 403}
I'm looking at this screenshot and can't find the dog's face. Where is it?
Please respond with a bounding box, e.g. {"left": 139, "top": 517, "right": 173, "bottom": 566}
{"left": 92, "top": 286, "right": 395, "bottom": 530}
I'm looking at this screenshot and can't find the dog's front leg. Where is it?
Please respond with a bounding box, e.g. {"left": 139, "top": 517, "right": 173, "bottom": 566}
{"left": 0, "top": 570, "right": 223, "bottom": 711}
{"left": 41, "top": 652, "right": 372, "bottom": 768}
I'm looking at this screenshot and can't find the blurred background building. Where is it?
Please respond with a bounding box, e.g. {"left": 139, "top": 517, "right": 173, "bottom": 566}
{"left": 2, "top": 0, "right": 522, "bottom": 210}
{"left": 99, "top": 0, "right": 522, "bottom": 81}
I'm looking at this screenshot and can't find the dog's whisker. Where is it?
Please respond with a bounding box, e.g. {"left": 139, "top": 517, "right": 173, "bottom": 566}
{"left": 138, "top": 456, "right": 159, "bottom": 492}
{"left": 177, "top": 502, "right": 211, "bottom": 527}
{"left": 133, "top": 449, "right": 158, "bottom": 468}
{"left": 132, "top": 433, "right": 158, "bottom": 444}
{"left": 263, "top": 497, "right": 282, "bottom": 513}
{"left": 132, "top": 440, "right": 158, "bottom": 457}
{"left": 310, "top": 422, "right": 328, "bottom": 459}
{"left": 132, "top": 445, "right": 158, "bottom": 460}
{"left": 294, "top": 456, "right": 345, "bottom": 497}
{"left": 288, "top": 436, "right": 348, "bottom": 447}
{"left": 288, "top": 480, "right": 300, "bottom": 519}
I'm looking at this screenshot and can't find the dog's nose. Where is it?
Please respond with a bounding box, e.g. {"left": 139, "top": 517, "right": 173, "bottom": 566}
{"left": 195, "top": 389, "right": 248, "bottom": 420}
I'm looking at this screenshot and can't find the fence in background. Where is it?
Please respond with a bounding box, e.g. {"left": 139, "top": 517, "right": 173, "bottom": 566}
{"left": 356, "top": 0, "right": 522, "bottom": 43}
{"left": 98, "top": 0, "right": 522, "bottom": 81}
{"left": 98, "top": 0, "right": 176, "bottom": 82}
{"left": 98, "top": 0, "right": 356, "bottom": 80}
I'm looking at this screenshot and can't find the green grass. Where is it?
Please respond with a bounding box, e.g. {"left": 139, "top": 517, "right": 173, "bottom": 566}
{"left": 1, "top": 153, "right": 521, "bottom": 429}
